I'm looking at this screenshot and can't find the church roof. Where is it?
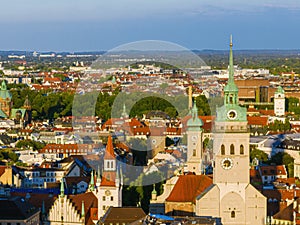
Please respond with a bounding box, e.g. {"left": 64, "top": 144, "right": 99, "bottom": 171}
{"left": 100, "top": 171, "right": 116, "bottom": 187}
{"left": 276, "top": 86, "right": 285, "bottom": 94}
{"left": 166, "top": 175, "right": 212, "bottom": 203}
{"left": 0, "top": 80, "right": 12, "bottom": 100}
{"left": 104, "top": 135, "right": 115, "bottom": 160}
{"left": 100, "top": 207, "right": 146, "bottom": 224}
{"left": 68, "top": 192, "right": 98, "bottom": 220}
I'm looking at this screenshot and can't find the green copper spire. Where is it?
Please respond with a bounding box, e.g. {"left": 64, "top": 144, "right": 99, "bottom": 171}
{"left": 229, "top": 35, "right": 234, "bottom": 84}
{"left": 60, "top": 178, "right": 65, "bottom": 197}
{"left": 81, "top": 201, "right": 85, "bottom": 218}
{"left": 187, "top": 100, "right": 203, "bottom": 130}
{"left": 215, "top": 37, "right": 247, "bottom": 122}
{"left": 89, "top": 170, "right": 95, "bottom": 191}
{"left": 224, "top": 35, "right": 238, "bottom": 95}
{"left": 1, "top": 80, "right": 7, "bottom": 90}
{"left": 152, "top": 184, "right": 157, "bottom": 195}
{"left": 276, "top": 86, "right": 285, "bottom": 94}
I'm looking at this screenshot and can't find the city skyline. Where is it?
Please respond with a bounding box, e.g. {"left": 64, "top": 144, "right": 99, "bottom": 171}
{"left": 1, "top": 0, "right": 300, "bottom": 51}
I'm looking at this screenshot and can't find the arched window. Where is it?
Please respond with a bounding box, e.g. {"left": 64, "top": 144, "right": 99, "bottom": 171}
{"left": 230, "top": 144, "right": 235, "bottom": 155}
{"left": 221, "top": 145, "right": 225, "bottom": 155}
{"left": 231, "top": 211, "right": 235, "bottom": 218}
{"left": 240, "top": 145, "right": 244, "bottom": 155}
{"left": 193, "top": 149, "right": 196, "bottom": 156}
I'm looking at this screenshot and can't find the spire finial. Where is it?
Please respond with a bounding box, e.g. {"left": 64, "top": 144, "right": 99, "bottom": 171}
{"left": 81, "top": 201, "right": 85, "bottom": 218}
{"left": 60, "top": 178, "right": 65, "bottom": 197}
{"left": 89, "top": 170, "right": 95, "bottom": 191}
{"left": 228, "top": 35, "right": 234, "bottom": 84}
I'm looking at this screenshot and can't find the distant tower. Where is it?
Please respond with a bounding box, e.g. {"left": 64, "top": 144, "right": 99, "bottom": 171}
{"left": 186, "top": 100, "right": 204, "bottom": 174}
{"left": 274, "top": 86, "right": 285, "bottom": 116}
{"left": 23, "top": 95, "right": 32, "bottom": 127}
{"left": 0, "top": 80, "right": 12, "bottom": 118}
{"left": 188, "top": 85, "right": 193, "bottom": 110}
{"left": 97, "top": 135, "right": 122, "bottom": 219}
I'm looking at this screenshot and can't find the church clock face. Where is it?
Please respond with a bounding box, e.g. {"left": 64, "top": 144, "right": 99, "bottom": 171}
{"left": 192, "top": 136, "right": 197, "bottom": 141}
{"left": 227, "top": 110, "right": 237, "bottom": 120}
{"left": 105, "top": 190, "right": 111, "bottom": 196}
{"left": 221, "top": 158, "right": 233, "bottom": 170}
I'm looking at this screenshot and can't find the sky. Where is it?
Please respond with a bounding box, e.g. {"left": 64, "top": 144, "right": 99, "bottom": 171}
{"left": 1, "top": 0, "right": 300, "bottom": 51}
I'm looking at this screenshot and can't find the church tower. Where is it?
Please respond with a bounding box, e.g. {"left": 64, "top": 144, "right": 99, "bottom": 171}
{"left": 0, "top": 80, "right": 12, "bottom": 118}
{"left": 196, "top": 36, "right": 266, "bottom": 225}
{"left": 186, "top": 101, "right": 204, "bottom": 174}
{"left": 274, "top": 86, "right": 285, "bottom": 116}
{"left": 97, "top": 135, "right": 122, "bottom": 219}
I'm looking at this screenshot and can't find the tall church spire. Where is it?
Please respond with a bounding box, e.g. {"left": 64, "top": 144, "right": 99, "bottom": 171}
{"left": 89, "top": 170, "right": 95, "bottom": 191}
{"left": 223, "top": 35, "right": 238, "bottom": 106}
{"left": 60, "top": 178, "right": 65, "bottom": 197}
{"left": 228, "top": 35, "right": 234, "bottom": 84}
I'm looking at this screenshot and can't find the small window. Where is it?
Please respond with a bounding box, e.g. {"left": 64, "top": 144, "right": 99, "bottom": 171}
{"left": 221, "top": 145, "right": 225, "bottom": 155}
{"left": 230, "top": 144, "right": 234, "bottom": 155}
{"left": 107, "top": 161, "right": 110, "bottom": 168}
{"left": 193, "top": 149, "right": 196, "bottom": 156}
{"left": 240, "top": 145, "right": 244, "bottom": 155}
{"left": 111, "top": 196, "right": 114, "bottom": 201}
{"left": 103, "top": 205, "right": 106, "bottom": 210}
{"left": 231, "top": 211, "right": 235, "bottom": 218}
{"left": 103, "top": 196, "right": 105, "bottom": 201}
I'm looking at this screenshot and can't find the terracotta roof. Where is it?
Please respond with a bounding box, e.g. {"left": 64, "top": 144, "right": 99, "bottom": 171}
{"left": 101, "top": 207, "right": 146, "bottom": 223}
{"left": 69, "top": 192, "right": 98, "bottom": 222}
{"left": 101, "top": 171, "right": 116, "bottom": 187}
{"left": 166, "top": 175, "right": 213, "bottom": 203}
{"left": 260, "top": 165, "right": 287, "bottom": 176}
{"left": 0, "top": 165, "right": 7, "bottom": 176}
{"left": 247, "top": 116, "right": 268, "bottom": 126}
{"left": 104, "top": 136, "right": 115, "bottom": 160}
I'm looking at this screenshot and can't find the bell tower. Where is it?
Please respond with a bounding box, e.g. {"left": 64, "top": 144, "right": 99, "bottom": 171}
{"left": 196, "top": 36, "right": 266, "bottom": 225}
{"left": 186, "top": 101, "right": 204, "bottom": 174}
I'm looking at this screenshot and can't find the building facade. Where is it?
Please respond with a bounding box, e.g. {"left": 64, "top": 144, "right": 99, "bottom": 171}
{"left": 195, "top": 37, "right": 267, "bottom": 225}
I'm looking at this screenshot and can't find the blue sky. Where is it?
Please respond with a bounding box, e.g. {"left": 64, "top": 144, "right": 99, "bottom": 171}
{"left": 1, "top": 0, "right": 300, "bottom": 51}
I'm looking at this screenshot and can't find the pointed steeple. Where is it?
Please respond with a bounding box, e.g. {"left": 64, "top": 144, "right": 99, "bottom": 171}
{"left": 228, "top": 34, "right": 234, "bottom": 84}
{"left": 104, "top": 135, "right": 115, "bottom": 160}
{"left": 1, "top": 80, "right": 7, "bottom": 90}
{"left": 151, "top": 184, "right": 157, "bottom": 201}
{"left": 81, "top": 201, "right": 85, "bottom": 218}
{"left": 89, "top": 170, "right": 95, "bottom": 191}
{"left": 187, "top": 100, "right": 203, "bottom": 130}
{"left": 60, "top": 178, "right": 65, "bottom": 197}
{"left": 224, "top": 35, "right": 239, "bottom": 105}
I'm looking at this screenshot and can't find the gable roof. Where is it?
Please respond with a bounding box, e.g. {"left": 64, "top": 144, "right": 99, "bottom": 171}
{"left": 101, "top": 207, "right": 146, "bottom": 223}
{"left": 166, "top": 175, "right": 213, "bottom": 203}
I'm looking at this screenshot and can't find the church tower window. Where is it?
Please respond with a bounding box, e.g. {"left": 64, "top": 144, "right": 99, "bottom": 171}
{"left": 230, "top": 144, "right": 234, "bottom": 155}
{"left": 231, "top": 211, "right": 235, "bottom": 218}
{"left": 240, "top": 145, "right": 244, "bottom": 155}
{"left": 221, "top": 145, "right": 225, "bottom": 155}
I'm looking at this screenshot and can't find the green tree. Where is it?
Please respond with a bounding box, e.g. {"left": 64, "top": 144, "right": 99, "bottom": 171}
{"left": 250, "top": 148, "right": 268, "bottom": 163}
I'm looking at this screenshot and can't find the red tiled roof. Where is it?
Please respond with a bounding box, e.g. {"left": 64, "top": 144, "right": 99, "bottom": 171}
{"left": 69, "top": 192, "right": 98, "bottom": 221}
{"left": 100, "top": 171, "right": 116, "bottom": 187}
{"left": 104, "top": 136, "right": 115, "bottom": 160}
{"left": 0, "top": 166, "right": 7, "bottom": 176}
{"left": 247, "top": 116, "right": 268, "bottom": 126}
{"left": 166, "top": 175, "right": 213, "bottom": 203}
{"left": 260, "top": 165, "right": 287, "bottom": 176}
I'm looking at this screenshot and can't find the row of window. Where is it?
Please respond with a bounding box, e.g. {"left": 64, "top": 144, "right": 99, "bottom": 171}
{"left": 221, "top": 144, "right": 244, "bottom": 155}
{"left": 102, "top": 196, "right": 114, "bottom": 201}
